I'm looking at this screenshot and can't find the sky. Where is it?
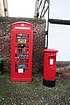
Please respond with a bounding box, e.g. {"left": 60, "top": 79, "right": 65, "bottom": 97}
{"left": 7, "top": 0, "right": 70, "bottom": 61}
{"left": 7, "top": 0, "right": 70, "bottom": 20}
{"left": 7, "top": 0, "right": 35, "bottom": 18}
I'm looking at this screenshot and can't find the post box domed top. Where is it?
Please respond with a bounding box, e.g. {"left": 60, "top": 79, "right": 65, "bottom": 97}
{"left": 43, "top": 49, "right": 58, "bottom": 53}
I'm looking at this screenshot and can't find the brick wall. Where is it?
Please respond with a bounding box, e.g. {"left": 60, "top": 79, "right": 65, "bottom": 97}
{"left": 0, "top": 17, "right": 46, "bottom": 73}
{"left": 56, "top": 61, "right": 70, "bottom": 79}
{"left": 0, "top": 17, "right": 70, "bottom": 78}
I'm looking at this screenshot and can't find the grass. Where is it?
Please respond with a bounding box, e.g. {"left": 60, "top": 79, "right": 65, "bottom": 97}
{"left": 0, "top": 72, "right": 70, "bottom": 105}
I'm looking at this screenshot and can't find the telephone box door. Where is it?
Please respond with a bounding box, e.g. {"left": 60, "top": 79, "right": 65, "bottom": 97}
{"left": 11, "top": 22, "right": 33, "bottom": 82}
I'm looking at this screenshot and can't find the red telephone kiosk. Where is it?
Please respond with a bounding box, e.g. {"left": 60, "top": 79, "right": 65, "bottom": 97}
{"left": 11, "top": 22, "right": 33, "bottom": 82}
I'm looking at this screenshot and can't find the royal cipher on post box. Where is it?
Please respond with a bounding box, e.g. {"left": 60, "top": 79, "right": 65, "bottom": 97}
{"left": 43, "top": 49, "right": 58, "bottom": 87}
{"left": 11, "top": 22, "right": 33, "bottom": 82}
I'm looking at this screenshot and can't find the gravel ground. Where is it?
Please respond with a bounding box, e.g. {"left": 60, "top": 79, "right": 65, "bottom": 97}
{"left": 0, "top": 73, "right": 70, "bottom": 105}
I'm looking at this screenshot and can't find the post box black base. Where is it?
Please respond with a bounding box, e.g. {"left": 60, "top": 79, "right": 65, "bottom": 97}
{"left": 43, "top": 79, "right": 55, "bottom": 87}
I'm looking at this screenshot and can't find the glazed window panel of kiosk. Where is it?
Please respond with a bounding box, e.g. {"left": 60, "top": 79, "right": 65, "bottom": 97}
{"left": 17, "top": 34, "right": 29, "bottom": 38}
{"left": 18, "top": 54, "right": 28, "bottom": 58}
{"left": 15, "top": 64, "right": 28, "bottom": 73}
{"left": 18, "top": 49, "right": 29, "bottom": 54}
{"left": 18, "top": 64, "right": 28, "bottom": 73}
{"left": 18, "top": 59, "right": 28, "bottom": 63}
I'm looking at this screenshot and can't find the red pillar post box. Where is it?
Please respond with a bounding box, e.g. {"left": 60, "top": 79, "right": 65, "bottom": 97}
{"left": 43, "top": 49, "right": 58, "bottom": 87}
{"left": 10, "top": 22, "right": 33, "bottom": 82}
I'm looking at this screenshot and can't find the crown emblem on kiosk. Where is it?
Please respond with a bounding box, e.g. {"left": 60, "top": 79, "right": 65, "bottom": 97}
{"left": 21, "top": 24, "right": 24, "bottom": 26}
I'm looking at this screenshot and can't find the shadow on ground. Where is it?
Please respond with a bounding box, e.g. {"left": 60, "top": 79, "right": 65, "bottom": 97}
{"left": 0, "top": 72, "right": 70, "bottom": 105}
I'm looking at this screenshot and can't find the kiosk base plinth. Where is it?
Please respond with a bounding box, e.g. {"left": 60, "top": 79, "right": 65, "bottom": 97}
{"left": 43, "top": 79, "right": 56, "bottom": 87}
{"left": 11, "top": 78, "right": 32, "bottom": 82}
